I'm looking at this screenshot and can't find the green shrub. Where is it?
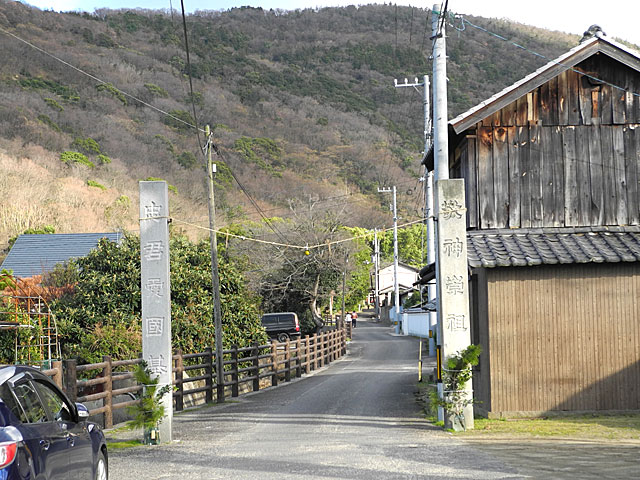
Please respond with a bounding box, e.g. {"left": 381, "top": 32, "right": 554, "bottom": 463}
{"left": 97, "top": 154, "right": 111, "bottom": 165}
{"left": 94, "top": 33, "right": 116, "bottom": 48}
{"left": 87, "top": 180, "right": 106, "bottom": 190}
{"left": 234, "top": 136, "right": 283, "bottom": 176}
{"left": 8, "top": 225, "right": 55, "bottom": 249}
{"left": 43, "top": 97, "right": 64, "bottom": 111}
{"left": 176, "top": 151, "right": 198, "bottom": 170}
{"left": 37, "top": 114, "right": 61, "bottom": 132}
{"left": 144, "top": 83, "right": 168, "bottom": 98}
{"left": 163, "top": 110, "right": 195, "bottom": 133}
{"left": 72, "top": 137, "right": 101, "bottom": 154}
{"left": 60, "top": 151, "right": 95, "bottom": 168}
{"left": 154, "top": 135, "right": 175, "bottom": 155}
{"left": 96, "top": 82, "right": 127, "bottom": 105}
{"left": 17, "top": 74, "right": 79, "bottom": 101}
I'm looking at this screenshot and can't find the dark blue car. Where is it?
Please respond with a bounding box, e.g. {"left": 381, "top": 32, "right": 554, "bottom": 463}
{"left": 0, "top": 365, "right": 107, "bottom": 479}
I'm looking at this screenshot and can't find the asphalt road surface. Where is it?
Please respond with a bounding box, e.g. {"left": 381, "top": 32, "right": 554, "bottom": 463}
{"left": 109, "top": 314, "right": 526, "bottom": 479}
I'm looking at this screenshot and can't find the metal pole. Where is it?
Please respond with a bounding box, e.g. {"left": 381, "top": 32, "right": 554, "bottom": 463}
{"left": 392, "top": 186, "right": 400, "bottom": 334}
{"left": 205, "top": 125, "right": 224, "bottom": 403}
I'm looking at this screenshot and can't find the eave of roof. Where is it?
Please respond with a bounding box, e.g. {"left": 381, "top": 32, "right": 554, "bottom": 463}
{"left": 467, "top": 227, "right": 640, "bottom": 269}
{"left": 450, "top": 36, "right": 640, "bottom": 134}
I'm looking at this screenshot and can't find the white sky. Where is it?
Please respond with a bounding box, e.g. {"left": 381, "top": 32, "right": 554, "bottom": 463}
{"left": 24, "top": 0, "right": 640, "bottom": 47}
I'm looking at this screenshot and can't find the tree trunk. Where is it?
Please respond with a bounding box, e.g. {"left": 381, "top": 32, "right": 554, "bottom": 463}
{"left": 309, "top": 273, "right": 324, "bottom": 328}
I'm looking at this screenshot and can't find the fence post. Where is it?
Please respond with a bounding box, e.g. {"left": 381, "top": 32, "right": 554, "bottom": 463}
{"left": 175, "top": 349, "right": 184, "bottom": 412}
{"left": 252, "top": 342, "right": 260, "bottom": 392}
{"left": 205, "top": 346, "right": 214, "bottom": 404}
{"left": 284, "top": 340, "right": 291, "bottom": 382}
{"left": 295, "top": 338, "right": 302, "bottom": 378}
{"left": 320, "top": 332, "right": 327, "bottom": 367}
{"left": 231, "top": 345, "right": 239, "bottom": 397}
{"left": 271, "top": 342, "right": 279, "bottom": 387}
{"left": 313, "top": 334, "right": 319, "bottom": 370}
{"left": 52, "top": 360, "right": 63, "bottom": 389}
{"left": 62, "top": 359, "right": 77, "bottom": 402}
{"left": 102, "top": 355, "right": 113, "bottom": 429}
{"left": 304, "top": 335, "right": 311, "bottom": 373}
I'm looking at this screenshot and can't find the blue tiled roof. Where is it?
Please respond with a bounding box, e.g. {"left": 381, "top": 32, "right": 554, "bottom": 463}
{"left": 467, "top": 227, "right": 640, "bottom": 268}
{"left": 1, "top": 233, "right": 123, "bottom": 278}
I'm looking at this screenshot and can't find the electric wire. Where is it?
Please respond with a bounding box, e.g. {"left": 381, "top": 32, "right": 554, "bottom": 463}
{"left": 179, "top": 0, "right": 203, "bottom": 151}
{"left": 0, "top": 25, "right": 204, "bottom": 134}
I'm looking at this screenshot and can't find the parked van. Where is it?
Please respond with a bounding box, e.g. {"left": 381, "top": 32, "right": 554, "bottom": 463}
{"left": 261, "top": 312, "right": 301, "bottom": 342}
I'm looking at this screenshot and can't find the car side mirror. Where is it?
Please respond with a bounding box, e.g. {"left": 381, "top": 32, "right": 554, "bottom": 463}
{"left": 76, "top": 403, "right": 90, "bottom": 420}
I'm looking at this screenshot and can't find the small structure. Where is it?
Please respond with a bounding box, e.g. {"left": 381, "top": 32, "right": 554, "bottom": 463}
{"left": 374, "top": 262, "right": 419, "bottom": 307}
{"left": 1, "top": 232, "right": 122, "bottom": 278}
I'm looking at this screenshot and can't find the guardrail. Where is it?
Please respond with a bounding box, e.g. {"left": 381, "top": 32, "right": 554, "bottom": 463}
{"left": 46, "top": 327, "right": 348, "bottom": 428}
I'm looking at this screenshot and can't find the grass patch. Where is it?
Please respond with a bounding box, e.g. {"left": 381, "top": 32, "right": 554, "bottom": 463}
{"left": 462, "top": 415, "right": 640, "bottom": 441}
{"left": 107, "top": 439, "right": 143, "bottom": 449}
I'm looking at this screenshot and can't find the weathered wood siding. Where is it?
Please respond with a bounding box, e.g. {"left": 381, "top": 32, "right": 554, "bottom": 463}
{"left": 478, "top": 263, "right": 640, "bottom": 416}
{"left": 463, "top": 55, "right": 640, "bottom": 229}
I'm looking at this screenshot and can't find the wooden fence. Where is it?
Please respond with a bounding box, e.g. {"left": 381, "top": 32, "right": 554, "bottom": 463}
{"left": 42, "top": 328, "right": 348, "bottom": 428}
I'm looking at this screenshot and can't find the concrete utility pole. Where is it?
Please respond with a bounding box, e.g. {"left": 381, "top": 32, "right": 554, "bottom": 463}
{"left": 205, "top": 125, "right": 224, "bottom": 404}
{"left": 341, "top": 252, "right": 348, "bottom": 330}
{"left": 378, "top": 186, "right": 400, "bottom": 333}
{"left": 432, "top": 4, "right": 473, "bottom": 430}
{"left": 393, "top": 75, "right": 435, "bottom": 353}
{"left": 432, "top": 5, "right": 449, "bottom": 181}
{"left": 373, "top": 228, "right": 380, "bottom": 322}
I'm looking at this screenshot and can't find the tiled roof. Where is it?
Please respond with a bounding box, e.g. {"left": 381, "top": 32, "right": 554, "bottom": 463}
{"left": 467, "top": 227, "right": 640, "bottom": 268}
{"left": 1, "top": 233, "right": 122, "bottom": 278}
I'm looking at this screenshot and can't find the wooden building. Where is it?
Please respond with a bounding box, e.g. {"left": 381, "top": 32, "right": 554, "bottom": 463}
{"left": 430, "top": 34, "right": 640, "bottom": 417}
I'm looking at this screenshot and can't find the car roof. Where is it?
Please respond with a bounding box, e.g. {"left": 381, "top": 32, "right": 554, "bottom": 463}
{"left": 0, "top": 365, "right": 49, "bottom": 385}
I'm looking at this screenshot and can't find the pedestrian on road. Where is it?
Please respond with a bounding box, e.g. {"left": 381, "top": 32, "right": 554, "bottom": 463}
{"left": 345, "top": 312, "right": 352, "bottom": 329}
{"left": 351, "top": 311, "right": 357, "bottom": 328}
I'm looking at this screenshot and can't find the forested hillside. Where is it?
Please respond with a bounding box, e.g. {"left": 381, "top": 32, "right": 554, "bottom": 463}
{"left": 1, "top": 1, "right": 622, "bottom": 253}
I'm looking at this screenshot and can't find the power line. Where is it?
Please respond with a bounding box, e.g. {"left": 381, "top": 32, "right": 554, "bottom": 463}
{"left": 0, "top": 25, "right": 204, "bottom": 134}
{"left": 447, "top": 11, "right": 640, "bottom": 100}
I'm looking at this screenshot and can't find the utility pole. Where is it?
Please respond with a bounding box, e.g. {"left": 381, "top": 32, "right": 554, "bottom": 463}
{"left": 340, "top": 252, "right": 348, "bottom": 330}
{"left": 205, "top": 125, "right": 224, "bottom": 404}
{"left": 393, "top": 74, "right": 434, "bottom": 351}
{"left": 373, "top": 228, "right": 380, "bottom": 322}
{"left": 378, "top": 186, "right": 400, "bottom": 333}
{"left": 432, "top": 6, "right": 449, "bottom": 181}
{"left": 432, "top": 4, "right": 473, "bottom": 430}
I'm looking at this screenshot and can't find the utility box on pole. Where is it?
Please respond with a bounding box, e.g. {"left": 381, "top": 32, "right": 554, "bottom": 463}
{"left": 139, "top": 181, "right": 173, "bottom": 443}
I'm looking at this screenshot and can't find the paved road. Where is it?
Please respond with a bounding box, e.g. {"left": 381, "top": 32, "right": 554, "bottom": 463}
{"left": 109, "top": 314, "right": 525, "bottom": 479}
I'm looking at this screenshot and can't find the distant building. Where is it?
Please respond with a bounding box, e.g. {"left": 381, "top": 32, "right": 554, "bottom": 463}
{"left": 1, "top": 233, "right": 123, "bottom": 278}
{"left": 374, "top": 262, "right": 419, "bottom": 307}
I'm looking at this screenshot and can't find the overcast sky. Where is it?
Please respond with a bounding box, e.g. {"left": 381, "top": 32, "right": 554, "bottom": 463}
{"left": 23, "top": 0, "right": 640, "bottom": 47}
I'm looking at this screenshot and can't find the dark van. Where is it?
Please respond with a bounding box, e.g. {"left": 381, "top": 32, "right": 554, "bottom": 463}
{"left": 261, "top": 312, "right": 301, "bottom": 342}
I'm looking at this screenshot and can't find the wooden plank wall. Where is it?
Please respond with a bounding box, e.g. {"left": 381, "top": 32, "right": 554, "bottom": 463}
{"left": 485, "top": 263, "right": 640, "bottom": 416}
{"left": 463, "top": 56, "right": 640, "bottom": 229}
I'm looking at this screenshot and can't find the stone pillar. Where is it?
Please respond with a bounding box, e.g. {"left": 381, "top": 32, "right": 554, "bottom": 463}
{"left": 139, "top": 181, "right": 173, "bottom": 442}
{"left": 436, "top": 179, "right": 473, "bottom": 430}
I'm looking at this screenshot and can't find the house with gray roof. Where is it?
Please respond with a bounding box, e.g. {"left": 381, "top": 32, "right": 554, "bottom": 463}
{"left": 1, "top": 233, "right": 123, "bottom": 278}
{"left": 422, "top": 33, "right": 640, "bottom": 417}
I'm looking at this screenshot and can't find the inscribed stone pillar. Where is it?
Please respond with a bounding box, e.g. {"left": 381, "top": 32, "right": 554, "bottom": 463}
{"left": 139, "top": 181, "right": 172, "bottom": 442}
{"left": 436, "top": 178, "right": 473, "bottom": 430}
